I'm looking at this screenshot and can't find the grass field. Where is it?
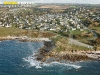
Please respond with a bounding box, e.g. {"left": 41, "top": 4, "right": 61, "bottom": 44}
{"left": 52, "top": 36, "right": 90, "bottom": 52}
{"left": 71, "top": 44, "right": 90, "bottom": 51}
{"left": 0, "top": 27, "right": 22, "bottom": 37}
{"left": 90, "top": 26, "right": 100, "bottom": 31}
{"left": 0, "top": 27, "right": 55, "bottom": 38}
{"left": 69, "top": 30, "right": 82, "bottom": 35}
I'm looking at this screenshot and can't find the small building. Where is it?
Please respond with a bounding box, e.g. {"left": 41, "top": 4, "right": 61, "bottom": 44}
{"left": 72, "top": 28, "right": 76, "bottom": 31}
{"left": 50, "top": 28, "right": 56, "bottom": 31}
{"left": 80, "top": 29, "right": 84, "bottom": 31}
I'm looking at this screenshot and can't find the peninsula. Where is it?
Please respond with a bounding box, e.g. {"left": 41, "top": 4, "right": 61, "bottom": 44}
{"left": 0, "top": 3, "right": 100, "bottom": 63}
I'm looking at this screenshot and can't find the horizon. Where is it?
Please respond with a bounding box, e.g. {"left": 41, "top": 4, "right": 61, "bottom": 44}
{"left": 0, "top": 0, "right": 100, "bottom": 4}
{"left": 0, "top": 2, "right": 100, "bottom": 5}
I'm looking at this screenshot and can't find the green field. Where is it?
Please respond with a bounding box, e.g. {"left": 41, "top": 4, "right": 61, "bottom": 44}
{"left": 0, "top": 27, "right": 23, "bottom": 37}
{"left": 0, "top": 27, "right": 55, "bottom": 38}
{"left": 71, "top": 44, "right": 90, "bottom": 51}
{"left": 69, "top": 30, "right": 82, "bottom": 35}
{"left": 91, "top": 27, "right": 100, "bottom": 31}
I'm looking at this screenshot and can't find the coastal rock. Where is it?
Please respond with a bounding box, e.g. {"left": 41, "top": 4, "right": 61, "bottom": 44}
{"left": 36, "top": 54, "right": 44, "bottom": 61}
{"left": 35, "top": 40, "right": 94, "bottom": 63}
{"left": 36, "top": 40, "right": 55, "bottom": 61}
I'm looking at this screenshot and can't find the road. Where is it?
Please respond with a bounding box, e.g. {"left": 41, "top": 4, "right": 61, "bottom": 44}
{"left": 68, "top": 38, "right": 93, "bottom": 49}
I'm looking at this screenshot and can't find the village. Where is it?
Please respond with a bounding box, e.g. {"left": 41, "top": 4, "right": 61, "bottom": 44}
{"left": 0, "top": 4, "right": 100, "bottom": 33}
{"left": 0, "top": 3, "right": 100, "bottom": 64}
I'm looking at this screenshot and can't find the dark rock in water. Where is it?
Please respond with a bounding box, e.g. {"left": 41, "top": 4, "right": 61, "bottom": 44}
{"left": 36, "top": 54, "right": 44, "bottom": 61}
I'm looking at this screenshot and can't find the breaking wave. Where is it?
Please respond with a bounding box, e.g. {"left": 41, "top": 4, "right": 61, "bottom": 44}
{"left": 23, "top": 52, "right": 82, "bottom": 69}
{"left": 23, "top": 41, "right": 82, "bottom": 70}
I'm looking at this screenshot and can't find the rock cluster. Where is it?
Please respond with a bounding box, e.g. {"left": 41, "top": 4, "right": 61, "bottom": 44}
{"left": 35, "top": 41, "right": 93, "bottom": 63}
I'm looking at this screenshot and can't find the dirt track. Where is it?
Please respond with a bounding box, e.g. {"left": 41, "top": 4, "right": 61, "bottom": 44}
{"left": 68, "top": 38, "right": 93, "bottom": 49}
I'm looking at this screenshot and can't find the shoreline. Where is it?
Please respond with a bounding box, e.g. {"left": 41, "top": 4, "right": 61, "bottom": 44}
{"left": 0, "top": 36, "right": 51, "bottom": 42}
{"left": 0, "top": 36, "right": 100, "bottom": 62}
{"left": 35, "top": 41, "right": 100, "bottom": 63}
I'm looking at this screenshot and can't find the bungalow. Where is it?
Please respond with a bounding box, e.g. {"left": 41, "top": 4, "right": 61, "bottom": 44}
{"left": 72, "top": 28, "right": 76, "bottom": 31}
{"left": 50, "top": 28, "right": 56, "bottom": 31}
{"left": 5, "top": 24, "right": 10, "bottom": 28}
{"left": 77, "top": 24, "right": 80, "bottom": 29}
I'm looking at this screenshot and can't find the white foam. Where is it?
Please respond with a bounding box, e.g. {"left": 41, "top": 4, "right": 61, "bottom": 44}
{"left": 35, "top": 64, "right": 42, "bottom": 69}
{"left": 47, "top": 62, "right": 81, "bottom": 69}
{"left": 23, "top": 53, "right": 82, "bottom": 69}
{"left": 70, "top": 64, "right": 81, "bottom": 69}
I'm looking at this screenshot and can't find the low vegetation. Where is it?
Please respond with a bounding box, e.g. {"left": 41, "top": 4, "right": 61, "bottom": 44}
{"left": 0, "top": 27, "right": 55, "bottom": 38}
{"left": 0, "top": 27, "right": 22, "bottom": 37}
{"left": 52, "top": 36, "right": 90, "bottom": 52}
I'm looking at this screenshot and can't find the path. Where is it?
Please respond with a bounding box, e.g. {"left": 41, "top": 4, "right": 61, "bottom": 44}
{"left": 68, "top": 38, "right": 93, "bottom": 49}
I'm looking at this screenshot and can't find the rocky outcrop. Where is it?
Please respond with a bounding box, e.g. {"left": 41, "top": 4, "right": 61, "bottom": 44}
{"left": 36, "top": 40, "right": 55, "bottom": 61}
{"left": 35, "top": 41, "right": 95, "bottom": 63}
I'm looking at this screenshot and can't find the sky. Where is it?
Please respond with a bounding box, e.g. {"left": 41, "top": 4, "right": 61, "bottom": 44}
{"left": 0, "top": 0, "right": 100, "bottom": 4}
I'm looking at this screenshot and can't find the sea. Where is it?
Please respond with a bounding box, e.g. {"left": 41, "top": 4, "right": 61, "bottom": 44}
{"left": 0, "top": 40, "right": 100, "bottom": 75}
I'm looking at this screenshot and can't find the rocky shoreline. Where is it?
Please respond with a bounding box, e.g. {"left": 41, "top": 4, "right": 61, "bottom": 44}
{"left": 0, "top": 36, "right": 51, "bottom": 42}
{"left": 35, "top": 41, "right": 100, "bottom": 63}
{"left": 1, "top": 36, "right": 100, "bottom": 62}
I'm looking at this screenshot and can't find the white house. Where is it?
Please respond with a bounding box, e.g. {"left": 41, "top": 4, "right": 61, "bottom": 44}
{"left": 50, "top": 28, "right": 56, "bottom": 31}
{"left": 72, "top": 28, "right": 76, "bottom": 31}
{"left": 5, "top": 24, "right": 10, "bottom": 28}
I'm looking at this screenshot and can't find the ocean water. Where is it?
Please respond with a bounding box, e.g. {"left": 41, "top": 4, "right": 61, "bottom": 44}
{"left": 0, "top": 40, "right": 100, "bottom": 75}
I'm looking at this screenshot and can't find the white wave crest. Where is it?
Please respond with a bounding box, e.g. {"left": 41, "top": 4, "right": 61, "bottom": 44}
{"left": 23, "top": 53, "right": 82, "bottom": 69}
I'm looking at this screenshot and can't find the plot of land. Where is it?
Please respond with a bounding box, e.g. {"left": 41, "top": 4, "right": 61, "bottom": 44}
{"left": 0, "top": 27, "right": 55, "bottom": 38}
{"left": 91, "top": 27, "right": 100, "bottom": 31}
{"left": 0, "top": 27, "right": 23, "bottom": 37}
{"left": 38, "top": 5, "right": 69, "bottom": 9}
{"left": 68, "top": 38, "right": 93, "bottom": 49}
